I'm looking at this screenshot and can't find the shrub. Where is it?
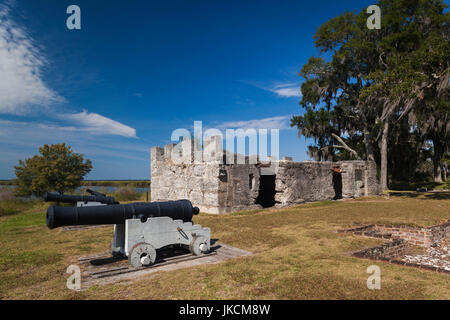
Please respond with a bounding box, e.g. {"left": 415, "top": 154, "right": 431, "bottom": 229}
{"left": 96, "top": 186, "right": 110, "bottom": 196}
{"left": 0, "top": 187, "right": 15, "bottom": 202}
{"left": 14, "top": 143, "right": 92, "bottom": 196}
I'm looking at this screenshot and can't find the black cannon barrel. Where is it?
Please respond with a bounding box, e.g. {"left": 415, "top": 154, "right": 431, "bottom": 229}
{"left": 46, "top": 199, "right": 200, "bottom": 229}
{"left": 86, "top": 188, "right": 107, "bottom": 197}
{"left": 43, "top": 192, "right": 118, "bottom": 205}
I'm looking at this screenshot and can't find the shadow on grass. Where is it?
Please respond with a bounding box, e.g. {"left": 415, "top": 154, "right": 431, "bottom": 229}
{"left": 389, "top": 181, "right": 448, "bottom": 191}
{"left": 389, "top": 191, "right": 450, "bottom": 200}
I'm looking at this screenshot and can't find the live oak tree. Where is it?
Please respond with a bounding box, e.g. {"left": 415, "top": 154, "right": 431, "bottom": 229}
{"left": 292, "top": 9, "right": 382, "bottom": 163}
{"left": 292, "top": 0, "right": 449, "bottom": 189}
{"left": 361, "top": 0, "right": 449, "bottom": 187}
{"left": 14, "top": 143, "right": 92, "bottom": 196}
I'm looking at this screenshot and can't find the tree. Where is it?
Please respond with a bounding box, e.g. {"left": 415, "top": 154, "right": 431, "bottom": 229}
{"left": 361, "top": 0, "right": 449, "bottom": 188}
{"left": 411, "top": 95, "right": 449, "bottom": 182}
{"left": 14, "top": 143, "right": 92, "bottom": 196}
{"left": 292, "top": 0, "right": 449, "bottom": 190}
{"left": 291, "top": 10, "right": 382, "bottom": 165}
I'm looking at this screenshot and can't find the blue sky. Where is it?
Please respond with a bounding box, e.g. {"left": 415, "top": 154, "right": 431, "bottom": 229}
{"left": 0, "top": 0, "right": 378, "bottom": 179}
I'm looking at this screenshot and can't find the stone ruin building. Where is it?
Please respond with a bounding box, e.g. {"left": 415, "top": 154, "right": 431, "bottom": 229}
{"left": 150, "top": 137, "right": 380, "bottom": 214}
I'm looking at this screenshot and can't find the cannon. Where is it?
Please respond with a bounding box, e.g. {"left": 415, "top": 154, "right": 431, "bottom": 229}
{"left": 45, "top": 197, "right": 211, "bottom": 268}
{"left": 46, "top": 200, "right": 200, "bottom": 228}
{"left": 43, "top": 189, "right": 118, "bottom": 206}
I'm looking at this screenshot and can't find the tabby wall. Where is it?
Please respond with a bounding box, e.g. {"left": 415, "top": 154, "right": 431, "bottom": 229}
{"left": 274, "top": 160, "right": 380, "bottom": 206}
{"left": 151, "top": 140, "right": 380, "bottom": 214}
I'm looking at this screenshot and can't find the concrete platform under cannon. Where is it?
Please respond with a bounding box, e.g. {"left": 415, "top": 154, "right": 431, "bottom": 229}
{"left": 75, "top": 242, "right": 252, "bottom": 289}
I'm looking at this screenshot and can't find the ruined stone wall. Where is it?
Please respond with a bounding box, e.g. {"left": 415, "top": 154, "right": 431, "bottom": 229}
{"left": 274, "top": 160, "right": 380, "bottom": 206}
{"left": 216, "top": 164, "right": 261, "bottom": 213}
{"left": 150, "top": 142, "right": 223, "bottom": 213}
{"left": 340, "top": 160, "right": 380, "bottom": 198}
{"left": 151, "top": 142, "right": 263, "bottom": 213}
{"left": 275, "top": 161, "right": 335, "bottom": 204}
{"left": 151, "top": 139, "right": 380, "bottom": 214}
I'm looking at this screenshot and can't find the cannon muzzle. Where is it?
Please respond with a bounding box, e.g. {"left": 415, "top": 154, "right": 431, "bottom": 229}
{"left": 43, "top": 192, "right": 118, "bottom": 205}
{"left": 46, "top": 199, "right": 200, "bottom": 229}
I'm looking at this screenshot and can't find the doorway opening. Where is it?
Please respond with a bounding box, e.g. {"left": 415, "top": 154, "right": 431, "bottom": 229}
{"left": 332, "top": 167, "right": 343, "bottom": 200}
{"left": 256, "top": 175, "right": 276, "bottom": 208}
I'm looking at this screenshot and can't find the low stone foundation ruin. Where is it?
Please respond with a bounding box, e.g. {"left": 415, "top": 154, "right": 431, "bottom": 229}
{"left": 339, "top": 221, "right": 450, "bottom": 273}
{"left": 150, "top": 138, "right": 381, "bottom": 214}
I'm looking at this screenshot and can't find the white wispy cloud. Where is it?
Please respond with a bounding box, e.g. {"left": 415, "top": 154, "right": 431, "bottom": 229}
{"left": 216, "top": 115, "right": 292, "bottom": 131}
{"left": 241, "top": 80, "right": 302, "bottom": 98}
{"left": 0, "top": 4, "right": 138, "bottom": 139}
{"left": 60, "top": 110, "right": 137, "bottom": 138}
{"left": 0, "top": 3, "right": 142, "bottom": 178}
{"left": 0, "top": 2, "right": 63, "bottom": 114}
{"left": 270, "top": 83, "right": 302, "bottom": 98}
{"left": 0, "top": 119, "right": 145, "bottom": 161}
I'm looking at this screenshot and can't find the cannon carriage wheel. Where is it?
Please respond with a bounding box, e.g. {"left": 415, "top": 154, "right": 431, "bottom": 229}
{"left": 128, "top": 242, "right": 157, "bottom": 268}
{"left": 189, "top": 235, "right": 210, "bottom": 256}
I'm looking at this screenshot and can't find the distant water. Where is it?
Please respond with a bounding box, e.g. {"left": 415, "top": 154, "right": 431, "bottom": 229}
{"left": 76, "top": 186, "right": 150, "bottom": 193}
{"left": 0, "top": 185, "right": 150, "bottom": 193}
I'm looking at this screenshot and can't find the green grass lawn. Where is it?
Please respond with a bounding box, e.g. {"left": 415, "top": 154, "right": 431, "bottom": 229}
{"left": 0, "top": 193, "right": 448, "bottom": 299}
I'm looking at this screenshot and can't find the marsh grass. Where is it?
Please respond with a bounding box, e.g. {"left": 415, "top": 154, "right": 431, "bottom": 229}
{"left": 72, "top": 185, "right": 147, "bottom": 202}
{"left": 82, "top": 180, "right": 150, "bottom": 188}
{"left": 112, "top": 185, "right": 146, "bottom": 202}
{"left": 0, "top": 193, "right": 448, "bottom": 299}
{"left": 0, "top": 188, "right": 42, "bottom": 217}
